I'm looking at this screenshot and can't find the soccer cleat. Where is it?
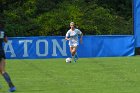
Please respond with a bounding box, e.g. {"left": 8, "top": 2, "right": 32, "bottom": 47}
{"left": 72, "top": 54, "right": 78, "bottom": 63}
{"left": 72, "top": 55, "right": 77, "bottom": 63}
{"left": 74, "top": 58, "right": 79, "bottom": 63}
{"left": 73, "top": 57, "right": 77, "bottom": 63}
{"left": 74, "top": 59, "right": 76, "bottom": 63}
{"left": 9, "top": 87, "right": 16, "bottom": 92}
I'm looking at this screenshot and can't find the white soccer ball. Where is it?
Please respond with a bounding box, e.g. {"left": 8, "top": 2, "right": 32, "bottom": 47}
{"left": 66, "top": 58, "right": 72, "bottom": 63}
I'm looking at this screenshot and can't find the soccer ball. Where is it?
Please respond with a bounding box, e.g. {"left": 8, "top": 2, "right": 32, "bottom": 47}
{"left": 65, "top": 58, "right": 72, "bottom": 63}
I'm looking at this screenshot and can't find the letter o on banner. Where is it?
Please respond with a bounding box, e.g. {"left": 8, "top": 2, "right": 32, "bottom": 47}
{"left": 36, "top": 40, "right": 48, "bottom": 56}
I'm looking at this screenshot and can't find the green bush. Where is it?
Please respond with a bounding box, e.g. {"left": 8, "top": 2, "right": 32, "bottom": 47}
{"left": 1, "top": 0, "right": 132, "bottom": 36}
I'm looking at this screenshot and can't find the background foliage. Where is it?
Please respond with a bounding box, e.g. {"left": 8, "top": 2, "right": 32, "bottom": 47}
{"left": 0, "top": 0, "right": 132, "bottom": 36}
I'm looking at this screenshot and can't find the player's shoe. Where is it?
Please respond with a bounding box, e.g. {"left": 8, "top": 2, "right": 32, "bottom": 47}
{"left": 72, "top": 55, "right": 76, "bottom": 63}
{"left": 74, "top": 59, "right": 76, "bottom": 63}
{"left": 9, "top": 87, "right": 16, "bottom": 92}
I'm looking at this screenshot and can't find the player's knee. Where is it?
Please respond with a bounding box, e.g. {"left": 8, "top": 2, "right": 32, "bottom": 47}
{"left": 71, "top": 52, "right": 76, "bottom": 56}
{"left": 72, "top": 50, "right": 76, "bottom": 53}
{"left": 71, "top": 51, "right": 74, "bottom": 54}
{"left": 0, "top": 66, "right": 5, "bottom": 74}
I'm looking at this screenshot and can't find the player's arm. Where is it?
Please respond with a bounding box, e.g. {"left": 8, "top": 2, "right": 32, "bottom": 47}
{"left": 65, "top": 37, "right": 70, "bottom": 40}
{"left": 65, "top": 31, "right": 70, "bottom": 40}
{"left": 80, "top": 32, "right": 83, "bottom": 44}
{"left": 78, "top": 30, "right": 83, "bottom": 44}
{"left": 4, "top": 36, "right": 8, "bottom": 43}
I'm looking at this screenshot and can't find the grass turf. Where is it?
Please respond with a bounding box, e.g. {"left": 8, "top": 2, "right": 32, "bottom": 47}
{"left": 0, "top": 56, "right": 140, "bottom": 93}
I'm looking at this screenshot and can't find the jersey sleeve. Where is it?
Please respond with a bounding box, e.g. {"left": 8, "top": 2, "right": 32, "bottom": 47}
{"left": 77, "top": 29, "right": 82, "bottom": 35}
{"left": 66, "top": 31, "right": 70, "bottom": 38}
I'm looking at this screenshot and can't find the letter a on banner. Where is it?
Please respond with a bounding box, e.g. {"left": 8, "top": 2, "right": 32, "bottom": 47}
{"left": 4, "top": 40, "right": 16, "bottom": 57}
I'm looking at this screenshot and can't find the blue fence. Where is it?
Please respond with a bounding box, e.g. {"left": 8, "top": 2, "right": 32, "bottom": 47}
{"left": 134, "top": 0, "right": 140, "bottom": 47}
{"left": 4, "top": 36, "right": 134, "bottom": 59}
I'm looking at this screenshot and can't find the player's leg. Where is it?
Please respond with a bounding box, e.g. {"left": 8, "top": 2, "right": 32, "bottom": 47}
{"left": 0, "top": 58, "right": 16, "bottom": 92}
{"left": 74, "top": 46, "right": 79, "bottom": 60}
{"left": 74, "top": 52, "right": 79, "bottom": 60}
{"left": 70, "top": 46, "right": 74, "bottom": 56}
{"left": 71, "top": 46, "right": 77, "bottom": 62}
{"left": 0, "top": 59, "right": 4, "bottom": 88}
{"left": 70, "top": 46, "right": 75, "bottom": 62}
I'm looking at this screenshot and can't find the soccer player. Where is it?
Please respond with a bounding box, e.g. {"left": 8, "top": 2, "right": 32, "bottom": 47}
{"left": 0, "top": 23, "right": 16, "bottom": 92}
{"left": 65, "top": 22, "right": 83, "bottom": 62}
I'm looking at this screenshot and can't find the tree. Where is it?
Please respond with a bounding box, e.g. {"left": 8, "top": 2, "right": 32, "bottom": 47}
{"left": 1, "top": 0, "right": 133, "bottom": 36}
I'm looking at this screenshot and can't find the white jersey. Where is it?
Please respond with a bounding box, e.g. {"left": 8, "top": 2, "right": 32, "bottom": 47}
{"left": 66, "top": 29, "right": 82, "bottom": 46}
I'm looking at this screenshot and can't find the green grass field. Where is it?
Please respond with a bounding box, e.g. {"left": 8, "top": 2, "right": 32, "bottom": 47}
{"left": 0, "top": 56, "right": 140, "bottom": 93}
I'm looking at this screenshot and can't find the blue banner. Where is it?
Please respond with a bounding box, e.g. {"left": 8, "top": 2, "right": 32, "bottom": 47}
{"left": 4, "top": 36, "right": 134, "bottom": 59}
{"left": 134, "top": 0, "right": 140, "bottom": 47}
